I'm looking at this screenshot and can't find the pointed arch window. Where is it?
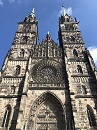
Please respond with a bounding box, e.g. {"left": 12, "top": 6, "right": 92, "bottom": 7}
{"left": 11, "top": 85, "right": 15, "bottom": 94}
{"left": 16, "top": 65, "right": 21, "bottom": 75}
{"left": 73, "top": 49, "right": 78, "bottom": 57}
{"left": 82, "top": 85, "right": 87, "bottom": 94}
{"left": 87, "top": 105, "right": 96, "bottom": 127}
{"left": 2, "top": 105, "right": 11, "bottom": 128}
{"left": 22, "top": 36, "right": 28, "bottom": 43}
{"left": 23, "top": 25, "right": 31, "bottom": 32}
{"left": 77, "top": 65, "right": 83, "bottom": 74}
{"left": 20, "top": 49, "right": 25, "bottom": 57}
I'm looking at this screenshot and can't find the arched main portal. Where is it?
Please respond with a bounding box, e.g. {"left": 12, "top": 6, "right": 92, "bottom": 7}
{"left": 27, "top": 92, "right": 65, "bottom": 130}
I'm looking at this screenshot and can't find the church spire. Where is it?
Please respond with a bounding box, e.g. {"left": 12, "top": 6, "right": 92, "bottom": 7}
{"left": 61, "top": 4, "right": 66, "bottom": 17}
{"left": 30, "top": 6, "right": 35, "bottom": 17}
{"left": 23, "top": 6, "right": 37, "bottom": 22}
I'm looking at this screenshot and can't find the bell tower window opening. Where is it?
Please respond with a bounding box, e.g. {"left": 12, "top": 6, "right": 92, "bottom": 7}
{"left": 11, "top": 85, "right": 15, "bottom": 94}
{"left": 82, "top": 85, "right": 87, "bottom": 94}
{"left": 22, "top": 36, "right": 28, "bottom": 43}
{"left": 20, "top": 49, "right": 25, "bottom": 57}
{"left": 73, "top": 49, "right": 78, "bottom": 57}
{"left": 23, "top": 25, "right": 31, "bottom": 32}
{"left": 77, "top": 65, "right": 83, "bottom": 74}
{"left": 16, "top": 65, "right": 21, "bottom": 75}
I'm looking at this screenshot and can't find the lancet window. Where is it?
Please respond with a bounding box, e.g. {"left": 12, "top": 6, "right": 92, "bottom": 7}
{"left": 20, "top": 49, "right": 25, "bottom": 57}
{"left": 11, "top": 85, "right": 15, "bottom": 94}
{"left": 73, "top": 49, "right": 78, "bottom": 57}
{"left": 87, "top": 105, "right": 96, "bottom": 127}
{"left": 23, "top": 25, "right": 31, "bottom": 32}
{"left": 77, "top": 65, "right": 83, "bottom": 74}
{"left": 2, "top": 105, "right": 11, "bottom": 128}
{"left": 16, "top": 65, "right": 21, "bottom": 75}
{"left": 82, "top": 85, "right": 87, "bottom": 94}
{"left": 22, "top": 36, "right": 28, "bottom": 43}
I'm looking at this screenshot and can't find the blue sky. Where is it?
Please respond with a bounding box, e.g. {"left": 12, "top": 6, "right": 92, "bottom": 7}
{"left": 0, "top": 0, "right": 97, "bottom": 68}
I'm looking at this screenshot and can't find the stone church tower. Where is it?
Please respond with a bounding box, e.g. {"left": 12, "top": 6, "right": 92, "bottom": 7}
{"left": 0, "top": 7, "right": 97, "bottom": 130}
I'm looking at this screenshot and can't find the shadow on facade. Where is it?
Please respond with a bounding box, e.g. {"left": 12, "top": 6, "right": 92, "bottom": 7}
{"left": 83, "top": 48, "right": 97, "bottom": 129}
{"left": 59, "top": 29, "right": 75, "bottom": 130}
{"left": 9, "top": 78, "right": 25, "bottom": 130}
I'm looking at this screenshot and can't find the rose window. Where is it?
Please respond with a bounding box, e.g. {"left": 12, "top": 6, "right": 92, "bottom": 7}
{"left": 39, "top": 66, "right": 57, "bottom": 82}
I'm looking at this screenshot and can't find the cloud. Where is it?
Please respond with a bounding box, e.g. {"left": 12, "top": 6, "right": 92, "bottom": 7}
{"left": 58, "top": 7, "right": 72, "bottom": 17}
{"left": 88, "top": 46, "right": 97, "bottom": 66}
{"left": 0, "top": 0, "right": 3, "bottom": 6}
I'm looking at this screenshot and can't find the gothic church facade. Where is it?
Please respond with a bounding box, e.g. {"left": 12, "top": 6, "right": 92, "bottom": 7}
{"left": 0, "top": 7, "right": 97, "bottom": 130}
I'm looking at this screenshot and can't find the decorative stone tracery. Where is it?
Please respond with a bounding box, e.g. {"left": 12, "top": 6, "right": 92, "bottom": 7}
{"left": 31, "top": 59, "right": 63, "bottom": 83}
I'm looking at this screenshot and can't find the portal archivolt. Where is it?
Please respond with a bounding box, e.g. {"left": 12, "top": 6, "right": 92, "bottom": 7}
{"left": 27, "top": 92, "right": 65, "bottom": 130}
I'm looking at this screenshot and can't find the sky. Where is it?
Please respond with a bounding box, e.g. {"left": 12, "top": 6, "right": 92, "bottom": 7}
{"left": 0, "top": 0, "right": 97, "bottom": 68}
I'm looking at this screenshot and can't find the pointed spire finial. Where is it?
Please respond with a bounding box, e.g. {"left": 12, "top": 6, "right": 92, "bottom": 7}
{"left": 61, "top": 4, "right": 66, "bottom": 16}
{"left": 46, "top": 31, "right": 51, "bottom": 40}
{"left": 48, "top": 31, "right": 50, "bottom": 35}
{"left": 30, "top": 6, "right": 35, "bottom": 17}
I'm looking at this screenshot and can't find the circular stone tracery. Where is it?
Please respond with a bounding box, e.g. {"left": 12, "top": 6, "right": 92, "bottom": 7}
{"left": 31, "top": 60, "right": 63, "bottom": 83}
{"left": 39, "top": 66, "right": 57, "bottom": 82}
